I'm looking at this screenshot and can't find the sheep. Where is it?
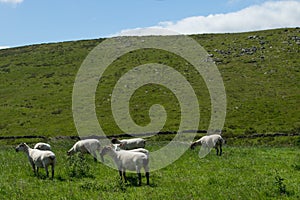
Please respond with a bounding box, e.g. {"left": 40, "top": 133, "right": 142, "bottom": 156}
{"left": 15, "top": 143, "right": 56, "bottom": 178}
{"left": 124, "top": 148, "right": 149, "bottom": 156}
{"left": 100, "top": 145, "right": 150, "bottom": 186}
{"left": 111, "top": 138, "right": 146, "bottom": 150}
{"left": 113, "top": 144, "right": 149, "bottom": 156}
{"left": 67, "top": 139, "right": 101, "bottom": 161}
{"left": 34, "top": 142, "right": 51, "bottom": 151}
{"left": 112, "top": 144, "right": 149, "bottom": 159}
{"left": 190, "top": 134, "right": 225, "bottom": 156}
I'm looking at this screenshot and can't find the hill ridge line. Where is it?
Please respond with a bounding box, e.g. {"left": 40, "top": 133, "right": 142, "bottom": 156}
{"left": 1, "top": 131, "right": 299, "bottom": 141}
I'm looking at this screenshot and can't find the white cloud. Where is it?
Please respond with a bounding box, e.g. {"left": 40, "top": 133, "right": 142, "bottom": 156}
{"left": 114, "top": 1, "right": 300, "bottom": 36}
{"left": 0, "top": 46, "right": 10, "bottom": 49}
{"left": 113, "top": 26, "right": 180, "bottom": 37}
{"left": 0, "top": 0, "right": 23, "bottom": 4}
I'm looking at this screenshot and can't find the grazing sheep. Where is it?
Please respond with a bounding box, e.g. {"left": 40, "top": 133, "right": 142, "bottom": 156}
{"left": 100, "top": 145, "right": 150, "bottom": 186}
{"left": 67, "top": 139, "right": 101, "bottom": 161}
{"left": 111, "top": 138, "right": 146, "bottom": 150}
{"left": 15, "top": 143, "right": 56, "bottom": 178}
{"left": 190, "top": 134, "right": 225, "bottom": 156}
{"left": 34, "top": 142, "right": 51, "bottom": 151}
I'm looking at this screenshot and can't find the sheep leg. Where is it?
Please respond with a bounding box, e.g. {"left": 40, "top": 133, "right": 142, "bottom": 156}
{"left": 136, "top": 167, "right": 142, "bottom": 186}
{"left": 119, "top": 170, "right": 123, "bottom": 181}
{"left": 146, "top": 172, "right": 150, "bottom": 185}
{"left": 30, "top": 161, "right": 36, "bottom": 175}
{"left": 219, "top": 144, "right": 222, "bottom": 156}
{"left": 45, "top": 166, "right": 49, "bottom": 177}
{"left": 215, "top": 146, "right": 219, "bottom": 156}
{"left": 92, "top": 151, "right": 98, "bottom": 162}
{"left": 144, "top": 160, "right": 150, "bottom": 185}
{"left": 51, "top": 164, "right": 55, "bottom": 179}
{"left": 137, "top": 173, "right": 142, "bottom": 186}
{"left": 35, "top": 166, "right": 38, "bottom": 176}
{"left": 122, "top": 170, "right": 127, "bottom": 183}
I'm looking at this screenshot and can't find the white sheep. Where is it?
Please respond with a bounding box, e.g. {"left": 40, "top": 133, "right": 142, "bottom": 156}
{"left": 190, "top": 134, "right": 225, "bottom": 156}
{"left": 113, "top": 144, "right": 149, "bottom": 156}
{"left": 34, "top": 142, "right": 51, "bottom": 151}
{"left": 15, "top": 143, "right": 56, "bottom": 178}
{"left": 111, "top": 138, "right": 146, "bottom": 150}
{"left": 100, "top": 145, "right": 150, "bottom": 185}
{"left": 67, "top": 139, "right": 101, "bottom": 161}
{"left": 124, "top": 148, "right": 149, "bottom": 156}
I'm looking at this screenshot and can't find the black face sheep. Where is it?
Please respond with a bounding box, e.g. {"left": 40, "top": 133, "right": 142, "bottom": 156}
{"left": 111, "top": 138, "right": 146, "bottom": 150}
{"left": 100, "top": 145, "right": 150, "bottom": 186}
{"left": 67, "top": 139, "right": 101, "bottom": 161}
{"left": 34, "top": 142, "right": 51, "bottom": 151}
{"left": 190, "top": 134, "right": 225, "bottom": 156}
{"left": 15, "top": 143, "right": 56, "bottom": 178}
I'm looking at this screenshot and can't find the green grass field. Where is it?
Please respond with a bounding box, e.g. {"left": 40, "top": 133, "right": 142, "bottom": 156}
{"left": 0, "top": 139, "right": 299, "bottom": 200}
{"left": 0, "top": 28, "right": 299, "bottom": 199}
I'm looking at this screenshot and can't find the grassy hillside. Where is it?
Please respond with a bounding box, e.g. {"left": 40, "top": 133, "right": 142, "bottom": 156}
{"left": 0, "top": 28, "right": 299, "bottom": 138}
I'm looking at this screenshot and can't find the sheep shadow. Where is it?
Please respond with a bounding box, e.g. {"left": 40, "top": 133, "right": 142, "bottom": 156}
{"left": 122, "top": 176, "right": 139, "bottom": 186}
{"left": 30, "top": 173, "right": 55, "bottom": 180}
{"left": 119, "top": 175, "right": 156, "bottom": 187}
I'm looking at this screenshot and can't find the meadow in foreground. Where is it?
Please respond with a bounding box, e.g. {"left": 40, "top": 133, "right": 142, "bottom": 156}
{"left": 0, "top": 139, "right": 299, "bottom": 200}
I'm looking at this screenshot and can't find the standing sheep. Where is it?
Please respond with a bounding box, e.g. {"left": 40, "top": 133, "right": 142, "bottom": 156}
{"left": 34, "top": 142, "right": 51, "bottom": 151}
{"left": 15, "top": 143, "right": 56, "bottom": 178}
{"left": 111, "top": 138, "right": 146, "bottom": 150}
{"left": 112, "top": 144, "right": 149, "bottom": 156}
{"left": 190, "top": 134, "right": 225, "bottom": 156}
{"left": 112, "top": 144, "right": 149, "bottom": 160}
{"left": 67, "top": 139, "right": 101, "bottom": 161}
{"left": 100, "top": 145, "right": 150, "bottom": 186}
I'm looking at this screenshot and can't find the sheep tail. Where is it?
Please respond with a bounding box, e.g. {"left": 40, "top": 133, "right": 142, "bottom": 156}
{"left": 219, "top": 137, "right": 225, "bottom": 144}
{"left": 143, "top": 158, "right": 149, "bottom": 166}
{"left": 49, "top": 155, "right": 56, "bottom": 160}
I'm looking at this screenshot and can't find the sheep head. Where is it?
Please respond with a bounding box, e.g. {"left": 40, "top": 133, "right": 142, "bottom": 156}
{"left": 67, "top": 149, "right": 74, "bottom": 156}
{"left": 190, "top": 142, "right": 199, "bottom": 150}
{"left": 111, "top": 138, "right": 121, "bottom": 144}
{"left": 100, "top": 145, "right": 115, "bottom": 162}
{"left": 15, "top": 143, "right": 29, "bottom": 152}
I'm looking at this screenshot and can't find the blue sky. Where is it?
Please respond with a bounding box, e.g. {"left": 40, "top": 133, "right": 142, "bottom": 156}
{"left": 0, "top": 0, "right": 299, "bottom": 48}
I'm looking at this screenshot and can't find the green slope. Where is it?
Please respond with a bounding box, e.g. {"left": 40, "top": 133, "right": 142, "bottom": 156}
{"left": 0, "top": 28, "right": 299, "bottom": 137}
